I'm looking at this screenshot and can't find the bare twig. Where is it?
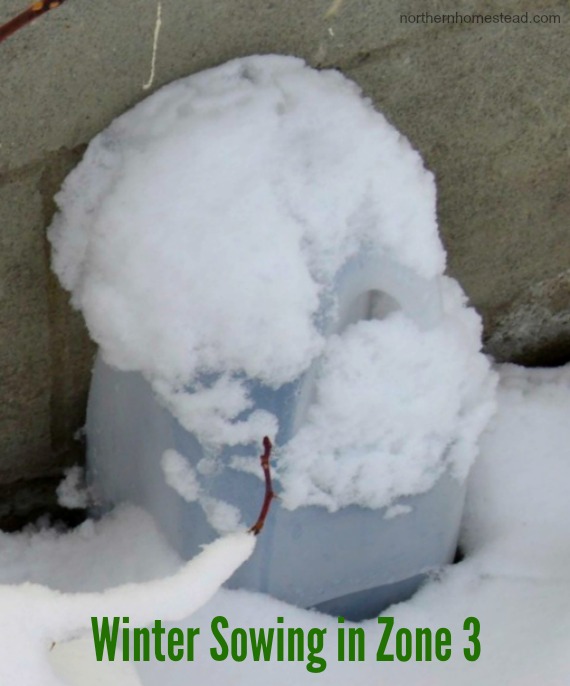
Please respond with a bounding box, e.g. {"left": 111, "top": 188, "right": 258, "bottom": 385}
{"left": 249, "top": 436, "right": 276, "bottom": 536}
{"left": 0, "top": 1, "right": 68, "bottom": 44}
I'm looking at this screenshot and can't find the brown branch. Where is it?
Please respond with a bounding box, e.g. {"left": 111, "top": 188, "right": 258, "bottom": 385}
{"left": 249, "top": 436, "right": 276, "bottom": 536}
{"left": 0, "top": 1, "right": 68, "bottom": 44}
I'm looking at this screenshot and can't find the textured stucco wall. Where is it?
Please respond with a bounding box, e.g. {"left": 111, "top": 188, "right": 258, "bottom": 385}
{"left": 0, "top": 0, "right": 569, "bottom": 525}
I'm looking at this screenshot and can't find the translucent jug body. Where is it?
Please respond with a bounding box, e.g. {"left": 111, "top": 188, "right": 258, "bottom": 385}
{"left": 87, "top": 252, "right": 465, "bottom": 622}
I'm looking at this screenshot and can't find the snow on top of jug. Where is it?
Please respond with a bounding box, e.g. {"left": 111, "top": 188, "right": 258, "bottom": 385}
{"left": 48, "top": 55, "right": 496, "bottom": 507}
{"left": 49, "top": 55, "right": 442, "bottom": 384}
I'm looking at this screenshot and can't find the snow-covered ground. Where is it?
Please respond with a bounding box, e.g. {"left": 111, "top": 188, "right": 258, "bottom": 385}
{"left": 0, "top": 362, "right": 566, "bottom": 684}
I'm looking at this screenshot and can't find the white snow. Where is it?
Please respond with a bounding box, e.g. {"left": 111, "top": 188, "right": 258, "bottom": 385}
{"left": 199, "top": 496, "right": 243, "bottom": 535}
{"left": 161, "top": 449, "right": 244, "bottom": 533}
{"left": 0, "top": 521, "right": 255, "bottom": 685}
{"left": 48, "top": 53, "right": 443, "bottom": 425}
{"left": 0, "top": 363, "right": 565, "bottom": 685}
{"left": 56, "top": 466, "right": 91, "bottom": 510}
{"left": 384, "top": 504, "right": 413, "bottom": 519}
{"left": 0, "top": 505, "right": 181, "bottom": 591}
{"left": 161, "top": 450, "right": 201, "bottom": 503}
{"left": 48, "top": 54, "right": 494, "bottom": 510}
{"left": 462, "top": 363, "right": 570, "bottom": 580}
{"left": 279, "top": 278, "right": 496, "bottom": 511}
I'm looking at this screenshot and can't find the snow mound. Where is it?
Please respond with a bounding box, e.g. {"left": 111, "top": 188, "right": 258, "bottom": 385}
{"left": 279, "top": 279, "right": 497, "bottom": 510}
{"left": 462, "top": 363, "right": 570, "bottom": 577}
{"left": 49, "top": 54, "right": 495, "bottom": 509}
{"left": 48, "top": 55, "right": 442, "bottom": 423}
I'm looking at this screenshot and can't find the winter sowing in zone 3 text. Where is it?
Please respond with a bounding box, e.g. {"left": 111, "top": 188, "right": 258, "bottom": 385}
{"left": 91, "top": 615, "right": 482, "bottom": 672}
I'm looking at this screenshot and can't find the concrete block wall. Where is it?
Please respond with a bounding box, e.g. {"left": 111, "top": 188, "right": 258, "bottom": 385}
{"left": 1, "top": 0, "right": 569, "bottom": 526}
